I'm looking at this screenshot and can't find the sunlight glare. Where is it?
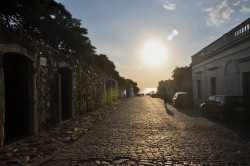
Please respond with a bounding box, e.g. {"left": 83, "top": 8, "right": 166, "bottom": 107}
{"left": 141, "top": 41, "right": 167, "bottom": 67}
{"left": 167, "top": 29, "right": 179, "bottom": 41}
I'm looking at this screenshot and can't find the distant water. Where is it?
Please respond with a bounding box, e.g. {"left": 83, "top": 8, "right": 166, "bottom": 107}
{"left": 139, "top": 88, "right": 157, "bottom": 94}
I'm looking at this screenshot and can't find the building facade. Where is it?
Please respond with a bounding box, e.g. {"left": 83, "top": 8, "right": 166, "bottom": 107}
{"left": 191, "top": 18, "right": 250, "bottom": 106}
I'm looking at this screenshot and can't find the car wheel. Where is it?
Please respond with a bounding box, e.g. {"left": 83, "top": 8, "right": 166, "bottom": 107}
{"left": 217, "top": 112, "right": 225, "bottom": 121}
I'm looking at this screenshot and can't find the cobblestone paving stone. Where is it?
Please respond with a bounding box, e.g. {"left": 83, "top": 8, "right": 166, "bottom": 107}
{"left": 0, "top": 102, "right": 120, "bottom": 166}
{"left": 42, "top": 96, "right": 250, "bottom": 166}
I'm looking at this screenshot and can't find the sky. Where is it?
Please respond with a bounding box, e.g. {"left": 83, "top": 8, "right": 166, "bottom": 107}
{"left": 55, "top": 0, "right": 250, "bottom": 89}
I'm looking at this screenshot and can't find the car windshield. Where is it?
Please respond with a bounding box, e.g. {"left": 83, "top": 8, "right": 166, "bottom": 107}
{"left": 208, "top": 96, "right": 215, "bottom": 102}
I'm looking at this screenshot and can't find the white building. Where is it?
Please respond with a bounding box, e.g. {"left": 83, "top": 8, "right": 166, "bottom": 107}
{"left": 191, "top": 18, "right": 250, "bottom": 106}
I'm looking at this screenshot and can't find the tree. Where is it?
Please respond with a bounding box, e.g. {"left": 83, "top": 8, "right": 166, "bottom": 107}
{"left": 125, "top": 79, "right": 140, "bottom": 95}
{"left": 171, "top": 66, "right": 192, "bottom": 93}
{"left": 95, "top": 54, "right": 116, "bottom": 75}
{"left": 0, "top": 0, "right": 96, "bottom": 59}
{"left": 0, "top": 0, "right": 139, "bottom": 93}
{"left": 94, "top": 54, "right": 139, "bottom": 93}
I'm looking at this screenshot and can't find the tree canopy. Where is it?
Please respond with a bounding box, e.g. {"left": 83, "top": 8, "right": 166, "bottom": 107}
{"left": 125, "top": 79, "right": 140, "bottom": 95}
{"left": 0, "top": 0, "right": 95, "bottom": 58}
{"left": 171, "top": 66, "right": 192, "bottom": 93}
{"left": 0, "top": 0, "right": 139, "bottom": 92}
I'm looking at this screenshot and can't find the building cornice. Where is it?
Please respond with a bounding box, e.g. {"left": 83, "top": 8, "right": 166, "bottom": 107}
{"left": 191, "top": 18, "right": 250, "bottom": 66}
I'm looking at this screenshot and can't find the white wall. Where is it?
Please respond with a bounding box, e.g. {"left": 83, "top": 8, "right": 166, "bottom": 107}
{"left": 192, "top": 39, "right": 250, "bottom": 105}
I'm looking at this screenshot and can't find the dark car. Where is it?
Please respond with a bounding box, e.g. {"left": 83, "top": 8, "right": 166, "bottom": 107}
{"left": 199, "top": 95, "right": 250, "bottom": 122}
{"left": 172, "top": 92, "right": 193, "bottom": 108}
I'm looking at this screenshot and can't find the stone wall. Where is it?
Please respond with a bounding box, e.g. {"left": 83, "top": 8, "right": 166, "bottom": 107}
{"left": 0, "top": 39, "right": 113, "bottom": 144}
{"left": 35, "top": 45, "right": 110, "bottom": 130}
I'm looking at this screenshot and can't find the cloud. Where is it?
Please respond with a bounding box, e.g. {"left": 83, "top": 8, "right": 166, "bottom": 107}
{"left": 233, "top": 0, "right": 241, "bottom": 6}
{"left": 167, "top": 29, "right": 179, "bottom": 41}
{"left": 240, "top": 5, "right": 250, "bottom": 13}
{"left": 234, "top": 0, "right": 249, "bottom": 6}
{"left": 205, "top": 7, "right": 213, "bottom": 12}
{"left": 205, "top": 0, "right": 234, "bottom": 26}
{"left": 164, "top": 0, "right": 176, "bottom": 10}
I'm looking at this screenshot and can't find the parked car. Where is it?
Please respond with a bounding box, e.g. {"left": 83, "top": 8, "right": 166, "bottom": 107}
{"left": 172, "top": 92, "right": 193, "bottom": 108}
{"left": 199, "top": 95, "right": 250, "bottom": 122}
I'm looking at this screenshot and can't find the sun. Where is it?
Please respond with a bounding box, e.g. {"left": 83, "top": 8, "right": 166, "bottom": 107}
{"left": 141, "top": 41, "right": 167, "bottom": 67}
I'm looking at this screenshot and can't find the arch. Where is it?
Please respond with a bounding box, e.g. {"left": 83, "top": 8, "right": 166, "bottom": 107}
{"left": 224, "top": 60, "right": 240, "bottom": 95}
{"left": 224, "top": 59, "right": 239, "bottom": 76}
{"left": 0, "top": 44, "right": 37, "bottom": 62}
{"left": 57, "top": 62, "right": 73, "bottom": 71}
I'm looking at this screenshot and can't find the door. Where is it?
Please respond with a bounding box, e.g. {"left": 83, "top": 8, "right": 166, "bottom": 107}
{"left": 58, "top": 67, "right": 73, "bottom": 121}
{"left": 3, "top": 53, "right": 30, "bottom": 143}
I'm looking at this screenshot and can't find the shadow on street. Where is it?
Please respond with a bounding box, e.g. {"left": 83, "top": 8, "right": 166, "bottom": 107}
{"left": 166, "top": 102, "right": 250, "bottom": 140}
{"left": 177, "top": 108, "right": 202, "bottom": 117}
{"left": 207, "top": 117, "right": 250, "bottom": 140}
{"left": 166, "top": 103, "right": 201, "bottom": 118}
{"left": 164, "top": 104, "right": 174, "bottom": 117}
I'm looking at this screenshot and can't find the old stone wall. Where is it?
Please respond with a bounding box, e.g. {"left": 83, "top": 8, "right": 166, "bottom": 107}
{"left": 35, "top": 46, "right": 109, "bottom": 130}
{"left": 0, "top": 33, "right": 118, "bottom": 145}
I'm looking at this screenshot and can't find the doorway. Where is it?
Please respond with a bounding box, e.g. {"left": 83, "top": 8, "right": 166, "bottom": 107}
{"left": 211, "top": 77, "right": 216, "bottom": 96}
{"left": 3, "top": 53, "right": 31, "bottom": 143}
{"left": 58, "top": 67, "right": 73, "bottom": 121}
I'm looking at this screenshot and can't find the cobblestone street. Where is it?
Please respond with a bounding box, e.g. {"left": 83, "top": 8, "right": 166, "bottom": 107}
{"left": 42, "top": 96, "right": 250, "bottom": 165}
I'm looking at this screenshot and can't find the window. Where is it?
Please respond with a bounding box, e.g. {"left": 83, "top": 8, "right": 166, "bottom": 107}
{"left": 197, "top": 80, "right": 201, "bottom": 98}
{"left": 208, "top": 96, "right": 216, "bottom": 102}
{"left": 215, "top": 96, "right": 222, "bottom": 104}
{"left": 211, "top": 77, "right": 216, "bottom": 95}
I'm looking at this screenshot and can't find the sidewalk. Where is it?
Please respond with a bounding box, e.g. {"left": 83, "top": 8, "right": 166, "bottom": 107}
{"left": 0, "top": 101, "right": 121, "bottom": 166}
